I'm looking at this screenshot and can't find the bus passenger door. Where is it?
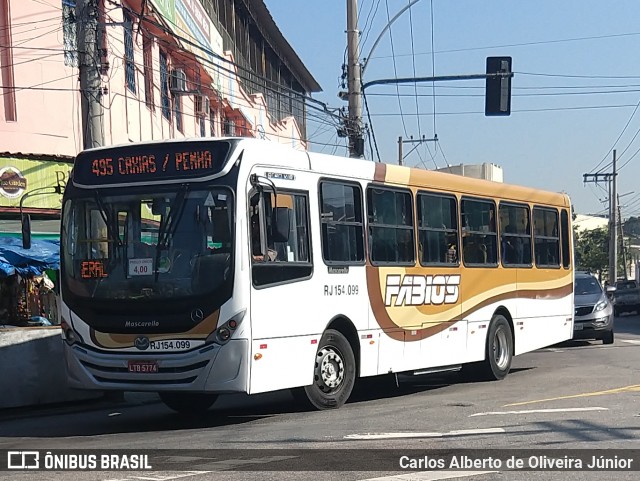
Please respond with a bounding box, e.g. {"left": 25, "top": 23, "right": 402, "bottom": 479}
{"left": 247, "top": 186, "right": 319, "bottom": 394}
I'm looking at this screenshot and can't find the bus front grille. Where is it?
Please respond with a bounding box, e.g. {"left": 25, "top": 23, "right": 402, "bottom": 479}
{"left": 80, "top": 360, "right": 210, "bottom": 374}
{"left": 93, "top": 375, "right": 198, "bottom": 385}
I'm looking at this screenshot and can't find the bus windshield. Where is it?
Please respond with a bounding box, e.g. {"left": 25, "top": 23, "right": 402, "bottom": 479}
{"left": 62, "top": 187, "right": 233, "bottom": 300}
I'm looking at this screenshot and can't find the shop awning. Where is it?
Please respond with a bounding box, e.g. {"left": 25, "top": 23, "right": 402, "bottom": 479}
{"left": 0, "top": 237, "right": 59, "bottom": 277}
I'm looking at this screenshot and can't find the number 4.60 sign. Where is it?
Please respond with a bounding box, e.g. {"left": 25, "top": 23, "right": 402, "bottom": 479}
{"left": 129, "top": 258, "right": 153, "bottom": 277}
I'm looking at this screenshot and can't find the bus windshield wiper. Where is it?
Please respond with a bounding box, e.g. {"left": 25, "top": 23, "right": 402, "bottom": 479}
{"left": 93, "top": 191, "right": 122, "bottom": 248}
{"left": 90, "top": 192, "right": 122, "bottom": 297}
{"left": 154, "top": 185, "right": 189, "bottom": 281}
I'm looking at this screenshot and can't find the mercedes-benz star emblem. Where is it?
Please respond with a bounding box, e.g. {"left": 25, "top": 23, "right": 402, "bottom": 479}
{"left": 191, "top": 308, "right": 204, "bottom": 323}
{"left": 134, "top": 336, "right": 150, "bottom": 351}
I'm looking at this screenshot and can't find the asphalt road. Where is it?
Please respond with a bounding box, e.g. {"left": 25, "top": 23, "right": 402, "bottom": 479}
{"left": 2, "top": 315, "right": 640, "bottom": 481}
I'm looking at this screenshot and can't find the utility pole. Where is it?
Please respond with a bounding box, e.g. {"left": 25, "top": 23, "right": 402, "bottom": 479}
{"left": 77, "top": 0, "right": 104, "bottom": 149}
{"left": 583, "top": 149, "right": 617, "bottom": 283}
{"left": 398, "top": 135, "right": 438, "bottom": 166}
{"left": 346, "top": 0, "right": 363, "bottom": 158}
{"left": 618, "top": 197, "right": 627, "bottom": 280}
{"left": 610, "top": 150, "right": 617, "bottom": 283}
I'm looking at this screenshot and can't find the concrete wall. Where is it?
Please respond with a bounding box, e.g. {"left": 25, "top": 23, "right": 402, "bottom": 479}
{"left": 0, "top": 327, "right": 102, "bottom": 409}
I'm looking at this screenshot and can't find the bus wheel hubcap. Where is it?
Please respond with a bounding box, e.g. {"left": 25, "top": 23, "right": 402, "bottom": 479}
{"left": 316, "top": 347, "right": 344, "bottom": 391}
{"left": 493, "top": 328, "right": 509, "bottom": 370}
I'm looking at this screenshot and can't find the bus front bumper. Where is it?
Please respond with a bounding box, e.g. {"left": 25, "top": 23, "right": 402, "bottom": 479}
{"left": 63, "top": 339, "right": 248, "bottom": 393}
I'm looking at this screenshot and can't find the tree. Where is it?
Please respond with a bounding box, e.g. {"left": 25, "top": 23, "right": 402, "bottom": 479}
{"left": 574, "top": 227, "right": 608, "bottom": 275}
{"left": 623, "top": 216, "right": 640, "bottom": 237}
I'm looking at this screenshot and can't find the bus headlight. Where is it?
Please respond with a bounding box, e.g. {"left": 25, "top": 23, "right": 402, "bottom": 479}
{"left": 217, "top": 327, "right": 231, "bottom": 342}
{"left": 60, "top": 318, "right": 84, "bottom": 346}
{"left": 206, "top": 310, "right": 245, "bottom": 346}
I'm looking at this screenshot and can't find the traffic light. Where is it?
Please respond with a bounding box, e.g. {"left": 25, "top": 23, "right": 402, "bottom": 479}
{"left": 485, "top": 56, "right": 512, "bottom": 116}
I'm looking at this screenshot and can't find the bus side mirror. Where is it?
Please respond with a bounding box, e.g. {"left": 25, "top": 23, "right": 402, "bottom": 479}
{"left": 21, "top": 214, "right": 32, "bottom": 250}
{"left": 272, "top": 207, "right": 290, "bottom": 243}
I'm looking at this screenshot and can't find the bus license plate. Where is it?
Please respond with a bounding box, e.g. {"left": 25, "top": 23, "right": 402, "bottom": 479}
{"left": 573, "top": 323, "right": 583, "bottom": 331}
{"left": 128, "top": 360, "right": 158, "bottom": 373}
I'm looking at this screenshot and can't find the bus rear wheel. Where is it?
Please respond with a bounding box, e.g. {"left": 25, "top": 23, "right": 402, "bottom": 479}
{"left": 295, "top": 329, "right": 356, "bottom": 410}
{"left": 159, "top": 392, "right": 218, "bottom": 414}
{"left": 482, "top": 315, "right": 513, "bottom": 380}
{"left": 463, "top": 315, "right": 513, "bottom": 381}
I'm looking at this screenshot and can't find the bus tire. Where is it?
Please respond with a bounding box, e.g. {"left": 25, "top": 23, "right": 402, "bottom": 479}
{"left": 462, "top": 315, "right": 513, "bottom": 382}
{"left": 159, "top": 392, "right": 218, "bottom": 414}
{"left": 301, "top": 329, "right": 356, "bottom": 410}
{"left": 480, "top": 315, "right": 513, "bottom": 380}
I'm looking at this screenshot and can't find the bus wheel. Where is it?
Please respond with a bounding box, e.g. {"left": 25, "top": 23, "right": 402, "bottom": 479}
{"left": 463, "top": 315, "right": 513, "bottom": 381}
{"left": 302, "top": 329, "right": 356, "bottom": 410}
{"left": 159, "top": 392, "right": 218, "bottom": 414}
{"left": 481, "top": 315, "right": 513, "bottom": 380}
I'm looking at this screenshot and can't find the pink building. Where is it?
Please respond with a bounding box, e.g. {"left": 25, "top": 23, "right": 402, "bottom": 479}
{"left": 0, "top": 0, "right": 320, "bottom": 234}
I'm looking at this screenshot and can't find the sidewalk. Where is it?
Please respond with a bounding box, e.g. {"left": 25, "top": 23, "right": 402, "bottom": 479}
{"left": 0, "top": 391, "right": 161, "bottom": 422}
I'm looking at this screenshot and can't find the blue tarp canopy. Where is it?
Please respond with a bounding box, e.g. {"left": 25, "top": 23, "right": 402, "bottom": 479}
{"left": 0, "top": 237, "right": 59, "bottom": 277}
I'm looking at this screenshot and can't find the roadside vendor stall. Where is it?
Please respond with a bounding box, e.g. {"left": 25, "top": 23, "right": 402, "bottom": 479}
{"left": 0, "top": 237, "right": 59, "bottom": 327}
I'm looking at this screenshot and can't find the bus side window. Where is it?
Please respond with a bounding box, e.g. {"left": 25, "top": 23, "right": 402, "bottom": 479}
{"left": 249, "top": 195, "right": 263, "bottom": 259}
{"left": 250, "top": 189, "right": 312, "bottom": 286}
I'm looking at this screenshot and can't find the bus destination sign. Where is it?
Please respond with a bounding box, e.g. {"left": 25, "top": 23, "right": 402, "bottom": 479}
{"left": 73, "top": 141, "right": 232, "bottom": 186}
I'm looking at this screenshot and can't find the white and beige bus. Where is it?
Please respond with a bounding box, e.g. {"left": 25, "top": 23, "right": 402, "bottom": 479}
{"left": 56, "top": 138, "right": 574, "bottom": 412}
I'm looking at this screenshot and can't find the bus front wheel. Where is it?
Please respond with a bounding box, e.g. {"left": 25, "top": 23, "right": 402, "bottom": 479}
{"left": 159, "top": 392, "right": 218, "bottom": 414}
{"left": 296, "top": 329, "right": 356, "bottom": 410}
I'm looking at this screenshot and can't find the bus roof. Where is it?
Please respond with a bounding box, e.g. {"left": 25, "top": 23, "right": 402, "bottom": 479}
{"left": 304, "top": 148, "right": 570, "bottom": 208}
{"left": 73, "top": 137, "right": 570, "bottom": 208}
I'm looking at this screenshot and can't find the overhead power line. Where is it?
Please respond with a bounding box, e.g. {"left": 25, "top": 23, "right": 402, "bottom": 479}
{"left": 367, "top": 30, "right": 640, "bottom": 62}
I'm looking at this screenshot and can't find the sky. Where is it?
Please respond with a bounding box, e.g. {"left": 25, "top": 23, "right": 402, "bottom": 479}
{"left": 264, "top": 0, "right": 640, "bottom": 218}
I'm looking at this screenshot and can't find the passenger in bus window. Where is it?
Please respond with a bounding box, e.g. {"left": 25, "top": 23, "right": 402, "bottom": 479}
{"left": 501, "top": 225, "right": 515, "bottom": 264}
{"left": 515, "top": 236, "right": 525, "bottom": 264}
{"left": 502, "top": 237, "right": 513, "bottom": 264}
{"left": 446, "top": 242, "right": 457, "bottom": 263}
{"left": 465, "top": 235, "right": 489, "bottom": 264}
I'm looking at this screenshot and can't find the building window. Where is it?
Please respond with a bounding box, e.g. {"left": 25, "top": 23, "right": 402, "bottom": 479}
{"left": 533, "top": 207, "right": 560, "bottom": 267}
{"left": 123, "top": 11, "right": 136, "bottom": 94}
{"left": 209, "top": 109, "right": 216, "bottom": 136}
{"left": 499, "top": 203, "right": 532, "bottom": 267}
{"left": 199, "top": 117, "right": 206, "bottom": 137}
{"left": 160, "top": 51, "right": 171, "bottom": 120}
{"left": 319, "top": 181, "right": 365, "bottom": 264}
{"left": 461, "top": 198, "right": 498, "bottom": 266}
{"left": 417, "top": 193, "right": 459, "bottom": 265}
{"left": 174, "top": 94, "right": 183, "bottom": 133}
{"left": 62, "top": 0, "right": 78, "bottom": 67}
{"left": 367, "top": 187, "right": 415, "bottom": 265}
{"left": 223, "top": 117, "right": 234, "bottom": 136}
{"left": 142, "top": 34, "right": 154, "bottom": 108}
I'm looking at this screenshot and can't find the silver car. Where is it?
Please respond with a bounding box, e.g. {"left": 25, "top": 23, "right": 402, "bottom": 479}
{"left": 573, "top": 272, "right": 614, "bottom": 344}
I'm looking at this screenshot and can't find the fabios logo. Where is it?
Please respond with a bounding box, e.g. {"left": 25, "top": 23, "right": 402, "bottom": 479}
{"left": 384, "top": 274, "right": 461, "bottom": 307}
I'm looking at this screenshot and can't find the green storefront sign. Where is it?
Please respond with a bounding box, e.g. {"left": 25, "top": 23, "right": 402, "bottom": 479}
{"left": 150, "top": 0, "right": 176, "bottom": 25}
{"left": 0, "top": 157, "right": 72, "bottom": 211}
